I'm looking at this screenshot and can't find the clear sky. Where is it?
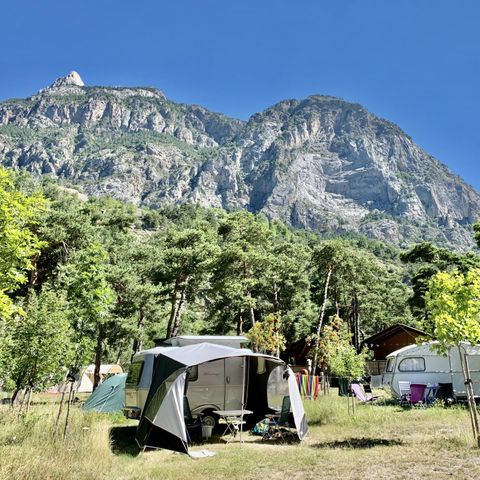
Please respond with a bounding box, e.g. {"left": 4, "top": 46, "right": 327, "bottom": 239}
{"left": 1, "top": 0, "right": 479, "bottom": 188}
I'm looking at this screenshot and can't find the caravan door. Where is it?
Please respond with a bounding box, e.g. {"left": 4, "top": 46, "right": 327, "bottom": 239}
{"left": 188, "top": 359, "right": 225, "bottom": 411}
{"left": 224, "top": 357, "right": 245, "bottom": 410}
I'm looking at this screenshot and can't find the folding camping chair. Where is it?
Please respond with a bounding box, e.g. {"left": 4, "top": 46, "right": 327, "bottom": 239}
{"left": 408, "top": 384, "right": 427, "bottom": 407}
{"left": 263, "top": 395, "right": 293, "bottom": 441}
{"left": 398, "top": 381, "right": 411, "bottom": 405}
{"left": 350, "top": 383, "right": 380, "bottom": 403}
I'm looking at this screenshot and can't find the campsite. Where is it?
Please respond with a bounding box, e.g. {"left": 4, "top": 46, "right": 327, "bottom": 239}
{"left": 2, "top": 385, "right": 480, "bottom": 480}
{"left": 3, "top": 3, "right": 480, "bottom": 479}
{"left": 2, "top": 337, "right": 480, "bottom": 479}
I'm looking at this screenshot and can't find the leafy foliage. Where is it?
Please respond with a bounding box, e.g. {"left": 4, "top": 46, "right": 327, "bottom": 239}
{"left": 0, "top": 168, "right": 45, "bottom": 319}
{"left": 314, "top": 316, "right": 368, "bottom": 379}
{"left": 246, "top": 313, "right": 286, "bottom": 354}
{"left": 0, "top": 166, "right": 434, "bottom": 389}
{"left": 4, "top": 288, "right": 74, "bottom": 391}
{"left": 426, "top": 269, "right": 480, "bottom": 349}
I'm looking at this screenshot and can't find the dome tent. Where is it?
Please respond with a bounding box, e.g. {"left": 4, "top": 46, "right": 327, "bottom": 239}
{"left": 135, "top": 343, "right": 308, "bottom": 455}
{"left": 82, "top": 373, "right": 127, "bottom": 413}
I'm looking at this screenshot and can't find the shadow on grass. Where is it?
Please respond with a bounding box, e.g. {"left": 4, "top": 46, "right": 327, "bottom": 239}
{"left": 110, "top": 426, "right": 141, "bottom": 457}
{"left": 312, "top": 437, "right": 403, "bottom": 449}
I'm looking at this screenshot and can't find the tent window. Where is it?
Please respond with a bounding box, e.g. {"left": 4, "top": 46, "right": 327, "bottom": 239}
{"left": 126, "top": 360, "right": 144, "bottom": 386}
{"left": 266, "top": 365, "right": 289, "bottom": 410}
{"left": 398, "top": 357, "right": 425, "bottom": 372}
{"left": 186, "top": 366, "right": 198, "bottom": 382}
{"left": 385, "top": 358, "right": 394, "bottom": 373}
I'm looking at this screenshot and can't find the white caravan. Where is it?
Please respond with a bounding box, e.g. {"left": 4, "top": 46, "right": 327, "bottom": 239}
{"left": 123, "top": 336, "right": 248, "bottom": 424}
{"left": 382, "top": 341, "right": 480, "bottom": 399}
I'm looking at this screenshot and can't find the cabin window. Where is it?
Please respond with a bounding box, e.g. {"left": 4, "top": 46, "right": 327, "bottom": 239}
{"left": 187, "top": 365, "right": 198, "bottom": 382}
{"left": 398, "top": 357, "right": 425, "bottom": 372}
{"left": 126, "top": 360, "right": 144, "bottom": 386}
{"left": 385, "top": 358, "right": 394, "bottom": 373}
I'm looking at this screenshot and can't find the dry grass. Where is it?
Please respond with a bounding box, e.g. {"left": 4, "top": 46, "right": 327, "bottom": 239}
{"left": 1, "top": 392, "right": 480, "bottom": 480}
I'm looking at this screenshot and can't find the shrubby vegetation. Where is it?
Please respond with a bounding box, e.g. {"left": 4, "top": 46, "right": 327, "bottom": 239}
{"left": 2, "top": 165, "right": 479, "bottom": 394}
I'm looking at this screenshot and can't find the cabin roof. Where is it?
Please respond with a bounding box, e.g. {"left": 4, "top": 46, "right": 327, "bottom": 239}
{"left": 362, "top": 323, "right": 428, "bottom": 348}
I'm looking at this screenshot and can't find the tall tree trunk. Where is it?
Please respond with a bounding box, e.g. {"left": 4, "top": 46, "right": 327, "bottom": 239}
{"left": 249, "top": 304, "right": 256, "bottom": 327}
{"left": 11, "top": 387, "right": 21, "bottom": 407}
{"left": 93, "top": 324, "right": 105, "bottom": 390}
{"left": 459, "top": 346, "right": 480, "bottom": 446}
{"left": 27, "top": 255, "right": 39, "bottom": 298}
{"left": 25, "top": 387, "right": 33, "bottom": 413}
{"left": 242, "top": 259, "right": 255, "bottom": 327}
{"left": 312, "top": 266, "right": 333, "bottom": 375}
{"left": 334, "top": 287, "right": 340, "bottom": 317}
{"left": 53, "top": 388, "right": 67, "bottom": 439}
{"left": 171, "top": 284, "right": 187, "bottom": 337}
{"left": 351, "top": 292, "right": 360, "bottom": 352}
{"left": 131, "top": 303, "right": 145, "bottom": 358}
{"left": 237, "top": 311, "right": 243, "bottom": 335}
{"left": 166, "top": 278, "right": 181, "bottom": 338}
{"left": 273, "top": 283, "right": 279, "bottom": 313}
{"left": 63, "top": 381, "right": 75, "bottom": 439}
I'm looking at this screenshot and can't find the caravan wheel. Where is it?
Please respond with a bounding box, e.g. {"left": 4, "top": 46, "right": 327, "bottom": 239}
{"left": 201, "top": 410, "right": 218, "bottom": 430}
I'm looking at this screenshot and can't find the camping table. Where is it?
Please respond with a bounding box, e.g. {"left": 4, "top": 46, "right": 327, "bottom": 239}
{"left": 213, "top": 410, "right": 253, "bottom": 443}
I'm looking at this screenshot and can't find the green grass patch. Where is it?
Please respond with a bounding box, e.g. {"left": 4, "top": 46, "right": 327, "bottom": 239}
{"left": 1, "top": 393, "right": 480, "bottom": 480}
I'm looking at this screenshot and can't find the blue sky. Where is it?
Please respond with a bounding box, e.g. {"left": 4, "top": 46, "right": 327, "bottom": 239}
{"left": 1, "top": 0, "right": 480, "bottom": 188}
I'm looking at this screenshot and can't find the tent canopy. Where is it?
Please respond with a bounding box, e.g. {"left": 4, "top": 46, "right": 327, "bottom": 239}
{"left": 83, "top": 373, "right": 127, "bottom": 412}
{"left": 135, "top": 343, "right": 308, "bottom": 454}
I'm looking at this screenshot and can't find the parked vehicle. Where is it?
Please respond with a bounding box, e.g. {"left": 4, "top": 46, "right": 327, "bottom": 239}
{"left": 123, "top": 336, "right": 248, "bottom": 425}
{"left": 382, "top": 341, "right": 480, "bottom": 400}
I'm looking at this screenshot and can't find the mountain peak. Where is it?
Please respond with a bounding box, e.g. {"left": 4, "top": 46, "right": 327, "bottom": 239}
{"left": 49, "top": 71, "right": 85, "bottom": 89}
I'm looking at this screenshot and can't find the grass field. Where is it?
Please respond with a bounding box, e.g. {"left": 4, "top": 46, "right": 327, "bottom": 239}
{"left": 1, "top": 392, "right": 480, "bottom": 480}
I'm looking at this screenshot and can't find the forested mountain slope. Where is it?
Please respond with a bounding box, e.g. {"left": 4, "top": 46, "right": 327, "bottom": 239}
{"left": 1, "top": 71, "right": 479, "bottom": 249}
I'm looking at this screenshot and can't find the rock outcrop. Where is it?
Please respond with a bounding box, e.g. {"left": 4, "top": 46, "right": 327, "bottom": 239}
{"left": 0, "top": 73, "right": 479, "bottom": 249}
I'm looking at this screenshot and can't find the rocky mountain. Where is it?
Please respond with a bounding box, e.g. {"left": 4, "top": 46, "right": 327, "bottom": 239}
{"left": 1, "top": 71, "right": 479, "bottom": 249}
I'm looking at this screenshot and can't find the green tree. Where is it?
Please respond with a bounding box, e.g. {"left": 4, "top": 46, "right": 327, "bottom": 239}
{"left": 264, "top": 234, "right": 315, "bottom": 343}
{"left": 7, "top": 288, "right": 74, "bottom": 403}
{"left": 401, "top": 242, "right": 480, "bottom": 330}
{"left": 318, "top": 316, "right": 367, "bottom": 381}
{"left": 0, "top": 167, "right": 45, "bottom": 320}
{"left": 108, "top": 239, "right": 164, "bottom": 359}
{"left": 427, "top": 268, "right": 480, "bottom": 446}
{"left": 61, "top": 243, "right": 115, "bottom": 389}
{"left": 0, "top": 167, "right": 46, "bottom": 383}
{"left": 211, "top": 211, "right": 271, "bottom": 334}
{"left": 310, "top": 240, "right": 373, "bottom": 372}
{"left": 152, "top": 224, "right": 218, "bottom": 338}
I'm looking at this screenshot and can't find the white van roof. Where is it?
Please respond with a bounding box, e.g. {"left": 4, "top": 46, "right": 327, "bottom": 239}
{"left": 386, "top": 341, "right": 480, "bottom": 359}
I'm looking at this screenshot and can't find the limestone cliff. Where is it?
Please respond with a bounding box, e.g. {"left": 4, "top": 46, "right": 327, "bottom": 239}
{"left": 1, "top": 72, "right": 478, "bottom": 249}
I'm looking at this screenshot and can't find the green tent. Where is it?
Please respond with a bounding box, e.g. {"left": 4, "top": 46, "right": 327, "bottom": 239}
{"left": 82, "top": 373, "right": 127, "bottom": 413}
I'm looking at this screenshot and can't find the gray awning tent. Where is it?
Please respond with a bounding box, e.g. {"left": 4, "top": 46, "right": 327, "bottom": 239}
{"left": 135, "top": 343, "right": 308, "bottom": 454}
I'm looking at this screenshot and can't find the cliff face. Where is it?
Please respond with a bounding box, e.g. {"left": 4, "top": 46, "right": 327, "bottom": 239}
{"left": 1, "top": 72, "right": 479, "bottom": 249}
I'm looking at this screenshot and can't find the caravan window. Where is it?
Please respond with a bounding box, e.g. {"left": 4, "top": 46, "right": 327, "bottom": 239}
{"left": 385, "top": 358, "right": 394, "bottom": 373}
{"left": 398, "top": 357, "right": 425, "bottom": 372}
{"left": 126, "top": 360, "right": 144, "bottom": 386}
{"left": 187, "top": 365, "right": 198, "bottom": 382}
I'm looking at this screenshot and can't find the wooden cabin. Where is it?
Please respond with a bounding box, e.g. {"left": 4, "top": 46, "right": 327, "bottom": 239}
{"left": 362, "top": 324, "right": 429, "bottom": 375}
